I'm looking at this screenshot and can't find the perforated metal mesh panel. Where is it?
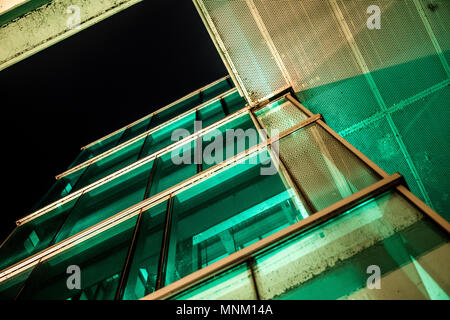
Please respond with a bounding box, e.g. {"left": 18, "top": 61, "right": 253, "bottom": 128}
{"left": 255, "top": 98, "right": 308, "bottom": 133}
{"left": 390, "top": 86, "right": 450, "bottom": 216}
{"left": 196, "top": 0, "right": 449, "bottom": 220}
{"left": 198, "top": 0, "right": 289, "bottom": 104}
{"left": 279, "top": 123, "right": 380, "bottom": 212}
{"left": 253, "top": 0, "right": 365, "bottom": 92}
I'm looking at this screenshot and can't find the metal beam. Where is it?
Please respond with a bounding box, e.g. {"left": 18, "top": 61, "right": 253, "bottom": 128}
{"left": 0, "top": 0, "right": 142, "bottom": 71}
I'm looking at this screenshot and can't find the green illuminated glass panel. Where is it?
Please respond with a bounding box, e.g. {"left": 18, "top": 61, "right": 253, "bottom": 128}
{"left": 222, "top": 90, "right": 246, "bottom": 114}
{"left": 150, "top": 95, "right": 201, "bottom": 129}
{"left": 0, "top": 266, "right": 34, "bottom": 300}
{"left": 202, "top": 113, "right": 257, "bottom": 170}
{"left": 197, "top": 91, "right": 246, "bottom": 129}
{"left": 69, "top": 130, "right": 125, "bottom": 169}
{"left": 118, "top": 116, "right": 152, "bottom": 144}
{"left": 173, "top": 264, "right": 256, "bottom": 300}
{"left": 253, "top": 191, "right": 450, "bottom": 300}
{"left": 148, "top": 77, "right": 233, "bottom": 129}
{"left": 164, "top": 150, "right": 306, "bottom": 286}
{"left": 141, "top": 112, "right": 196, "bottom": 157}
{"left": 0, "top": 199, "right": 77, "bottom": 271}
{"left": 33, "top": 168, "right": 86, "bottom": 210}
{"left": 202, "top": 78, "right": 233, "bottom": 101}
{"left": 16, "top": 215, "right": 137, "bottom": 300}
{"left": 279, "top": 123, "right": 379, "bottom": 211}
{"left": 255, "top": 97, "right": 308, "bottom": 133}
{"left": 121, "top": 201, "right": 167, "bottom": 300}
{"left": 149, "top": 141, "right": 196, "bottom": 197}
{"left": 71, "top": 136, "right": 146, "bottom": 192}
{"left": 53, "top": 161, "right": 153, "bottom": 243}
{"left": 198, "top": 100, "right": 226, "bottom": 128}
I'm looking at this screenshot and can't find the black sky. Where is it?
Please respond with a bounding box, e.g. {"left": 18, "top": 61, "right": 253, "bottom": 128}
{"left": 0, "top": 1, "right": 227, "bottom": 241}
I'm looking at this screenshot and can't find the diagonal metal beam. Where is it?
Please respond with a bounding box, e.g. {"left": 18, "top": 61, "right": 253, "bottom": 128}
{"left": 0, "top": 0, "right": 142, "bottom": 71}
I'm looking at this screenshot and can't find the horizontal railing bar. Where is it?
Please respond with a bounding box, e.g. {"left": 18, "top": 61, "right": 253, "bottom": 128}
{"left": 396, "top": 185, "right": 450, "bottom": 233}
{"left": 141, "top": 173, "right": 404, "bottom": 300}
{"left": 81, "top": 75, "right": 231, "bottom": 150}
{"left": 285, "top": 93, "right": 315, "bottom": 117}
{"left": 4, "top": 113, "right": 326, "bottom": 279}
{"left": 58, "top": 87, "right": 238, "bottom": 179}
{"left": 16, "top": 107, "right": 249, "bottom": 226}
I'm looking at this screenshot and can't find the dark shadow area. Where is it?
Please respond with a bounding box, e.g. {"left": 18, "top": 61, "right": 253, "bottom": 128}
{"left": 0, "top": 0, "right": 227, "bottom": 241}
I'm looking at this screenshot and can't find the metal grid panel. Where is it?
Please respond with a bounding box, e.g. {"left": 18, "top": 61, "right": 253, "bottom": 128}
{"left": 336, "top": 0, "right": 448, "bottom": 106}
{"left": 343, "top": 117, "right": 423, "bottom": 204}
{"left": 279, "top": 123, "right": 380, "bottom": 211}
{"left": 420, "top": 0, "right": 450, "bottom": 58}
{"left": 390, "top": 86, "right": 450, "bottom": 219}
{"left": 253, "top": 0, "right": 364, "bottom": 92}
{"left": 200, "top": 0, "right": 289, "bottom": 103}
{"left": 255, "top": 98, "right": 308, "bottom": 133}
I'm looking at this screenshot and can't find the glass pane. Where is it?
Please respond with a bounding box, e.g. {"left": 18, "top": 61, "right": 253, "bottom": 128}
{"left": 118, "top": 116, "right": 152, "bottom": 145}
{"left": 222, "top": 90, "right": 246, "bottom": 114}
{"left": 149, "top": 141, "right": 197, "bottom": 197}
{"left": 121, "top": 201, "right": 167, "bottom": 300}
{"left": 254, "top": 191, "right": 450, "bottom": 300}
{"left": 164, "top": 150, "right": 307, "bottom": 286}
{"left": 69, "top": 130, "right": 125, "bottom": 169}
{"left": 141, "top": 112, "right": 196, "bottom": 158}
{"left": 67, "top": 148, "right": 95, "bottom": 170}
{"left": 72, "top": 137, "right": 146, "bottom": 192}
{"left": 202, "top": 78, "right": 233, "bottom": 102}
{"left": 0, "top": 266, "right": 34, "bottom": 300}
{"left": 255, "top": 97, "right": 308, "bottom": 133}
{"left": 198, "top": 100, "right": 226, "bottom": 128}
{"left": 33, "top": 168, "right": 86, "bottom": 210}
{"left": 279, "top": 123, "right": 380, "bottom": 211}
{"left": 0, "top": 199, "right": 77, "bottom": 271}
{"left": 202, "top": 113, "right": 257, "bottom": 170}
{"left": 151, "top": 95, "right": 200, "bottom": 129}
{"left": 16, "top": 215, "right": 138, "bottom": 300}
{"left": 172, "top": 264, "right": 256, "bottom": 300}
{"left": 53, "top": 161, "right": 153, "bottom": 243}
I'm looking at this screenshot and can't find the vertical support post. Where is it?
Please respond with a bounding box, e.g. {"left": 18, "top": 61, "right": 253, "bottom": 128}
{"left": 247, "top": 107, "right": 315, "bottom": 216}
{"left": 155, "top": 195, "right": 173, "bottom": 290}
{"left": 114, "top": 156, "right": 158, "bottom": 300}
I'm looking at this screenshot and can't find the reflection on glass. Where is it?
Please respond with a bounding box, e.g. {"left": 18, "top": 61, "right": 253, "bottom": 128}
{"left": 53, "top": 161, "right": 153, "bottom": 243}
{"left": 0, "top": 266, "right": 35, "bottom": 300}
{"left": 121, "top": 201, "right": 167, "bottom": 300}
{"left": 0, "top": 199, "right": 77, "bottom": 271}
{"left": 279, "top": 123, "right": 379, "bottom": 211}
{"left": 149, "top": 141, "right": 196, "bottom": 197}
{"left": 202, "top": 113, "right": 257, "bottom": 170}
{"left": 164, "top": 151, "right": 306, "bottom": 286}
{"left": 73, "top": 137, "right": 146, "bottom": 191}
{"left": 254, "top": 191, "right": 450, "bottom": 300}
{"left": 16, "top": 215, "right": 137, "bottom": 300}
{"left": 173, "top": 264, "right": 256, "bottom": 300}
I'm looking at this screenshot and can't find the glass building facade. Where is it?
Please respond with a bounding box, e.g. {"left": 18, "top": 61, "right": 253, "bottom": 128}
{"left": 0, "top": 0, "right": 449, "bottom": 300}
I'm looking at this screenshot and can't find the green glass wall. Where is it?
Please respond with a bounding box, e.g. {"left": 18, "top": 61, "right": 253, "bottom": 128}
{"left": 163, "top": 150, "right": 304, "bottom": 287}
{"left": 253, "top": 191, "right": 449, "bottom": 300}
{"left": 17, "top": 215, "right": 138, "bottom": 300}
{"left": 121, "top": 202, "right": 167, "bottom": 300}
{"left": 171, "top": 191, "right": 449, "bottom": 300}
{"left": 0, "top": 200, "right": 76, "bottom": 271}
{"left": 1, "top": 71, "right": 447, "bottom": 301}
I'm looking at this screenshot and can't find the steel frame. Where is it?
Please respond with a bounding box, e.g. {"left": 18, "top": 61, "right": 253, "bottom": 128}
{"left": 81, "top": 75, "right": 232, "bottom": 150}
{"left": 1, "top": 91, "right": 448, "bottom": 302}
{"left": 16, "top": 106, "right": 249, "bottom": 226}
{"left": 58, "top": 87, "right": 238, "bottom": 179}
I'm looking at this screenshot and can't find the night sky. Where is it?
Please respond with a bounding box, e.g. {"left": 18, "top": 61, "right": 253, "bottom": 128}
{"left": 0, "top": 1, "right": 227, "bottom": 241}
